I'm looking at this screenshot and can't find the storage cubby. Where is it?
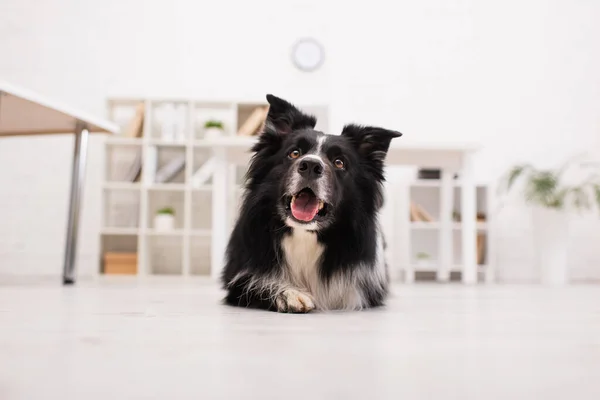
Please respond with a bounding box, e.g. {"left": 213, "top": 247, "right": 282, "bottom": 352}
{"left": 146, "top": 235, "right": 183, "bottom": 275}
{"left": 146, "top": 145, "right": 187, "bottom": 185}
{"left": 191, "top": 189, "right": 212, "bottom": 232}
{"left": 193, "top": 102, "right": 236, "bottom": 140}
{"left": 102, "top": 188, "right": 140, "bottom": 231}
{"left": 149, "top": 101, "right": 190, "bottom": 142}
{"left": 107, "top": 99, "right": 145, "bottom": 136}
{"left": 411, "top": 230, "right": 439, "bottom": 267}
{"left": 146, "top": 189, "right": 185, "bottom": 231}
{"left": 100, "top": 234, "right": 138, "bottom": 274}
{"left": 189, "top": 235, "right": 211, "bottom": 275}
{"left": 236, "top": 102, "right": 268, "bottom": 134}
{"left": 190, "top": 147, "right": 213, "bottom": 187}
{"left": 409, "top": 186, "right": 441, "bottom": 222}
{"left": 105, "top": 143, "right": 143, "bottom": 183}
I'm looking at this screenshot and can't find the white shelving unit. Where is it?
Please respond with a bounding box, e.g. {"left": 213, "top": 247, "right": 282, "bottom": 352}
{"left": 400, "top": 178, "right": 496, "bottom": 283}
{"left": 100, "top": 97, "right": 329, "bottom": 276}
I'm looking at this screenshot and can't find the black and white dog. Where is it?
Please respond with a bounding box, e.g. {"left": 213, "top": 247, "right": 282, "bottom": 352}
{"left": 221, "top": 94, "right": 402, "bottom": 312}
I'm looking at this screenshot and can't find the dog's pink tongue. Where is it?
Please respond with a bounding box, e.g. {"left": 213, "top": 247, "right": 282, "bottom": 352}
{"left": 291, "top": 192, "right": 319, "bottom": 222}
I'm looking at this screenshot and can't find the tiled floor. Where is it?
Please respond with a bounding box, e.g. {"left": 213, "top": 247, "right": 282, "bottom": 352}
{"left": 1, "top": 277, "right": 599, "bottom": 399}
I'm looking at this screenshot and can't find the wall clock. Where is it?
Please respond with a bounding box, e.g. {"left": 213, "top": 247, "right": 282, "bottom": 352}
{"left": 291, "top": 38, "right": 325, "bottom": 72}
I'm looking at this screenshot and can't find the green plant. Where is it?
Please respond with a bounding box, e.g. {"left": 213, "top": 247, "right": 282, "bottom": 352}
{"left": 204, "top": 119, "right": 224, "bottom": 129}
{"left": 156, "top": 207, "right": 175, "bottom": 216}
{"left": 499, "top": 156, "right": 600, "bottom": 212}
{"left": 416, "top": 252, "right": 430, "bottom": 260}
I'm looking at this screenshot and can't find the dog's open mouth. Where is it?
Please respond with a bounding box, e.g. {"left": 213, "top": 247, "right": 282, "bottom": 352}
{"left": 288, "top": 188, "right": 329, "bottom": 222}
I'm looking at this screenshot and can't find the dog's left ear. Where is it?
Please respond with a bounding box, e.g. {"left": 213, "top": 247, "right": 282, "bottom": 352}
{"left": 341, "top": 124, "right": 402, "bottom": 160}
{"left": 264, "top": 94, "right": 317, "bottom": 134}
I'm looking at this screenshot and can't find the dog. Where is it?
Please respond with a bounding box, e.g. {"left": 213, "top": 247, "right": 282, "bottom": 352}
{"left": 221, "top": 94, "right": 402, "bottom": 312}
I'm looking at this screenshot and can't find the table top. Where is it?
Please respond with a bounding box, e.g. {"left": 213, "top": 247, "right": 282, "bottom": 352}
{"left": 0, "top": 81, "right": 119, "bottom": 136}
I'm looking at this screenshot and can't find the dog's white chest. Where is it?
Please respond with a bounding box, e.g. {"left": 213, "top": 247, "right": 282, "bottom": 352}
{"left": 281, "top": 229, "right": 324, "bottom": 289}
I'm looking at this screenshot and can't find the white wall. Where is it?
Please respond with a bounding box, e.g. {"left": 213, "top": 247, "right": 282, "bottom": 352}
{"left": 1, "top": 0, "right": 599, "bottom": 280}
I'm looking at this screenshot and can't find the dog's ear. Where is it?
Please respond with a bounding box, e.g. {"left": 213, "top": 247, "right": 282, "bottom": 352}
{"left": 263, "top": 94, "right": 317, "bottom": 134}
{"left": 341, "top": 124, "right": 402, "bottom": 158}
{"left": 249, "top": 95, "right": 317, "bottom": 180}
{"left": 341, "top": 124, "right": 402, "bottom": 179}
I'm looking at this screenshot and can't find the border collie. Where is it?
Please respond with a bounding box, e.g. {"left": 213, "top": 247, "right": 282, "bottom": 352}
{"left": 221, "top": 94, "right": 402, "bottom": 312}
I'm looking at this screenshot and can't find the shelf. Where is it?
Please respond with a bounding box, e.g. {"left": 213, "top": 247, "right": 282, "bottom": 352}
{"left": 147, "top": 139, "right": 188, "bottom": 147}
{"left": 410, "top": 222, "right": 440, "bottom": 230}
{"left": 408, "top": 263, "right": 488, "bottom": 272}
{"left": 106, "top": 137, "right": 143, "bottom": 146}
{"left": 191, "top": 185, "right": 213, "bottom": 192}
{"left": 145, "top": 229, "right": 185, "bottom": 236}
{"left": 147, "top": 183, "right": 186, "bottom": 191}
{"left": 194, "top": 101, "right": 234, "bottom": 109}
{"left": 103, "top": 182, "right": 141, "bottom": 190}
{"left": 101, "top": 227, "right": 139, "bottom": 235}
{"left": 410, "top": 222, "right": 488, "bottom": 230}
{"left": 411, "top": 180, "right": 444, "bottom": 188}
{"left": 190, "top": 230, "right": 212, "bottom": 237}
{"left": 192, "top": 137, "right": 257, "bottom": 148}
{"left": 411, "top": 179, "right": 488, "bottom": 188}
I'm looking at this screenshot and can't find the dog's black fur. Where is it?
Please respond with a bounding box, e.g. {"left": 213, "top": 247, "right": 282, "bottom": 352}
{"left": 221, "top": 94, "right": 402, "bottom": 312}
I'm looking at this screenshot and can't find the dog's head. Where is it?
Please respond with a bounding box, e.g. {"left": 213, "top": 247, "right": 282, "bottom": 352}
{"left": 247, "top": 94, "right": 402, "bottom": 231}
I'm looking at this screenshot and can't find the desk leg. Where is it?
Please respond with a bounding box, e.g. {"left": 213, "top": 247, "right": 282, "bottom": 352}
{"left": 438, "top": 169, "right": 453, "bottom": 282}
{"left": 211, "top": 148, "right": 229, "bottom": 281}
{"left": 62, "top": 122, "right": 89, "bottom": 285}
{"left": 461, "top": 152, "right": 477, "bottom": 284}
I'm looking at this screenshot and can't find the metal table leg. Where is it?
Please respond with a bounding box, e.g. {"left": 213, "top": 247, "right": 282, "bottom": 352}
{"left": 62, "top": 122, "right": 89, "bottom": 285}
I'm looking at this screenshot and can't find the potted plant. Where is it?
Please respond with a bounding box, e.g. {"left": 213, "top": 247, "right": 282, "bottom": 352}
{"left": 154, "top": 207, "right": 175, "bottom": 231}
{"left": 204, "top": 119, "right": 224, "bottom": 140}
{"left": 500, "top": 157, "right": 600, "bottom": 285}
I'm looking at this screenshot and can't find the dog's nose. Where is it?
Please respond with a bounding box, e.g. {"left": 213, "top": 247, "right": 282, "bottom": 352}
{"left": 298, "top": 158, "right": 324, "bottom": 179}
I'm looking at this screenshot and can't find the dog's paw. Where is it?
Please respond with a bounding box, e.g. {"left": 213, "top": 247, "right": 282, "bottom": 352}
{"left": 276, "top": 289, "right": 315, "bottom": 313}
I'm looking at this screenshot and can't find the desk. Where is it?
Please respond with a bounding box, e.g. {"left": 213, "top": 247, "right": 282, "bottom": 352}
{"left": 0, "top": 81, "right": 119, "bottom": 284}
{"left": 207, "top": 137, "right": 481, "bottom": 284}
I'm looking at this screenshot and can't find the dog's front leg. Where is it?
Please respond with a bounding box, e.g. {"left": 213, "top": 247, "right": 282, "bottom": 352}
{"left": 225, "top": 273, "right": 315, "bottom": 313}
{"left": 275, "top": 288, "right": 315, "bottom": 313}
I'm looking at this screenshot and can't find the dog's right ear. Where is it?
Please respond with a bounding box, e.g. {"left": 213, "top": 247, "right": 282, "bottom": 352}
{"left": 263, "top": 94, "right": 317, "bottom": 134}
{"left": 249, "top": 95, "right": 316, "bottom": 184}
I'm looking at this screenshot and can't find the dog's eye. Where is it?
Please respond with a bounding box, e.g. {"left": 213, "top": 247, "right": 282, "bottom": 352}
{"left": 289, "top": 149, "right": 301, "bottom": 159}
{"left": 334, "top": 159, "right": 345, "bottom": 169}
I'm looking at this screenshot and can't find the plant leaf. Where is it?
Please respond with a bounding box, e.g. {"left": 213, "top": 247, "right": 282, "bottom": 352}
{"left": 501, "top": 164, "right": 534, "bottom": 195}
{"left": 593, "top": 184, "right": 600, "bottom": 212}
{"left": 524, "top": 171, "right": 560, "bottom": 208}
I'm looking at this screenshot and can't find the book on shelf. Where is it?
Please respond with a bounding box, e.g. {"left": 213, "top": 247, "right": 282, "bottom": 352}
{"left": 452, "top": 212, "right": 487, "bottom": 223}
{"left": 477, "top": 233, "right": 486, "bottom": 265}
{"left": 191, "top": 157, "right": 216, "bottom": 187}
{"left": 111, "top": 104, "right": 145, "bottom": 182}
{"left": 123, "top": 102, "right": 145, "bottom": 138}
{"left": 238, "top": 106, "right": 269, "bottom": 136}
{"left": 121, "top": 149, "right": 142, "bottom": 182}
{"left": 410, "top": 202, "right": 433, "bottom": 222}
{"left": 155, "top": 103, "right": 187, "bottom": 142}
{"left": 155, "top": 155, "right": 185, "bottom": 183}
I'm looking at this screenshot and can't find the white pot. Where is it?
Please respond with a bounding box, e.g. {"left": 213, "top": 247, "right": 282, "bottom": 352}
{"left": 416, "top": 258, "right": 431, "bottom": 267}
{"left": 204, "top": 127, "right": 223, "bottom": 140}
{"left": 531, "top": 207, "right": 570, "bottom": 285}
{"left": 154, "top": 214, "right": 175, "bottom": 231}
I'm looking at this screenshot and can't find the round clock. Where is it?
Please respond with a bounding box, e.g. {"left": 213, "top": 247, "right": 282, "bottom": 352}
{"left": 291, "top": 38, "right": 325, "bottom": 72}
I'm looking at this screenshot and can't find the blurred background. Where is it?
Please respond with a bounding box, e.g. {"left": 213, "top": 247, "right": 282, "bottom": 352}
{"left": 1, "top": 0, "right": 599, "bottom": 282}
